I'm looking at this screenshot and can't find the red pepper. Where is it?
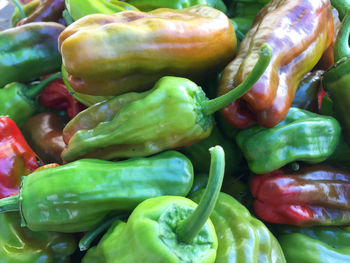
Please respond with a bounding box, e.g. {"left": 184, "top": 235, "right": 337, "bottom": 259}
{"left": 0, "top": 117, "right": 41, "bottom": 199}
{"left": 38, "top": 76, "right": 86, "bottom": 119}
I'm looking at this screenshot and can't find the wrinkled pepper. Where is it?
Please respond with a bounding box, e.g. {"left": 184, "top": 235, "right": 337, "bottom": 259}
{"left": 65, "top": 0, "right": 137, "bottom": 21}
{"left": 0, "top": 151, "right": 194, "bottom": 232}
{"left": 22, "top": 113, "right": 67, "bottom": 164}
{"left": 0, "top": 72, "right": 61, "bottom": 126}
{"left": 190, "top": 190, "right": 286, "bottom": 263}
{"left": 58, "top": 5, "right": 237, "bottom": 96}
{"left": 236, "top": 107, "right": 341, "bottom": 174}
{"left": 0, "top": 212, "right": 77, "bottom": 263}
{"left": 0, "top": 117, "right": 41, "bottom": 199}
{"left": 61, "top": 45, "right": 271, "bottom": 162}
{"left": 11, "top": 0, "right": 40, "bottom": 26}
{"left": 0, "top": 22, "right": 64, "bottom": 88}
{"left": 82, "top": 146, "right": 224, "bottom": 263}
{"left": 251, "top": 164, "right": 350, "bottom": 226}
{"left": 218, "top": 0, "right": 334, "bottom": 128}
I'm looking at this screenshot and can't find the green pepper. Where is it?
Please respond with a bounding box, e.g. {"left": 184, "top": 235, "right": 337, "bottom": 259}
{"left": 82, "top": 145, "right": 225, "bottom": 263}
{"left": 236, "top": 107, "right": 341, "bottom": 174}
{"left": 190, "top": 191, "right": 286, "bottom": 263}
{"left": 0, "top": 22, "right": 64, "bottom": 89}
{"left": 11, "top": 0, "right": 40, "bottom": 27}
{"left": 0, "top": 151, "right": 193, "bottom": 232}
{"left": 0, "top": 212, "right": 77, "bottom": 263}
{"left": 65, "top": 0, "right": 138, "bottom": 21}
{"left": 0, "top": 73, "right": 61, "bottom": 126}
{"left": 61, "top": 44, "right": 272, "bottom": 162}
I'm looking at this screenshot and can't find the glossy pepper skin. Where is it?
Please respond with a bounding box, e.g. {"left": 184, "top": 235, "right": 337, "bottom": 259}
{"left": 0, "top": 151, "right": 193, "bottom": 232}
{"left": 82, "top": 146, "right": 224, "bottom": 263}
{"left": 22, "top": 113, "right": 67, "bottom": 164}
{"left": 0, "top": 212, "right": 77, "bottom": 263}
{"left": 236, "top": 107, "right": 341, "bottom": 174}
{"left": 65, "top": 0, "right": 137, "bottom": 21}
{"left": 251, "top": 164, "right": 350, "bottom": 226}
{"left": 0, "top": 117, "right": 41, "bottom": 199}
{"left": 58, "top": 5, "right": 237, "bottom": 96}
{"left": 218, "top": 0, "right": 334, "bottom": 128}
{"left": 190, "top": 191, "right": 286, "bottom": 263}
{"left": 0, "top": 22, "right": 64, "bottom": 88}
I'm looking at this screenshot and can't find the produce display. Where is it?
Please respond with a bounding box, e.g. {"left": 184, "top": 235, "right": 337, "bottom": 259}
{"left": 1, "top": 0, "right": 350, "bottom": 262}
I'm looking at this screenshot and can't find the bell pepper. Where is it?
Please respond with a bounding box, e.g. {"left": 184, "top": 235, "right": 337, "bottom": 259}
{"left": 38, "top": 75, "right": 86, "bottom": 119}
{"left": 0, "top": 22, "right": 64, "bottom": 88}
{"left": 65, "top": 0, "right": 137, "bottom": 21}
{"left": 0, "top": 72, "right": 61, "bottom": 126}
{"left": 21, "top": 113, "right": 67, "bottom": 164}
{"left": 218, "top": 0, "right": 334, "bottom": 128}
{"left": 82, "top": 145, "right": 224, "bottom": 263}
{"left": 60, "top": 46, "right": 271, "bottom": 162}
{"left": 323, "top": 11, "right": 350, "bottom": 145}
{"left": 251, "top": 164, "right": 350, "bottom": 226}
{"left": 0, "top": 151, "right": 194, "bottom": 232}
{"left": 0, "top": 212, "right": 77, "bottom": 263}
{"left": 58, "top": 5, "right": 237, "bottom": 96}
{"left": 11, "top": 0, "right": 40, "bottom": 26}
{"left": 190, "top": 190, "right": 286, "bottom": 263}
{"left": 0, "top": 117, "right": 41, "bottom": 199}
{"left": 236, "top": 107, "right": 341, "bottom": 174}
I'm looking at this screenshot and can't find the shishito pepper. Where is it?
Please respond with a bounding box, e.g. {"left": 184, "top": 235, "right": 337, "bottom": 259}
{"left": 218, "top": 0, "right": 334, "bottom": 128}
{"left": 11, "top": 0, "right": 40, "bottom": 26}
{"left": 82, "top": 146, "right": 224, "bottom": 263}
{"left": 58, "top": 5, "right": 237, "bottom": 96}
{"left": 236, "top": 107, "right": 341, "bottom": 174}
{"left": 0, "top": 117, "right": 41, "bottom": 199}
{"left": 251, "top": 164, "right": 350, "bottom": 226}
{"left": 61, "top": 44, "right": 272, "bottom": 162}
{"left": 0, "top": 22, "right": 64, "bottom": 88}
{"left": 190, "top": 191, "right": 286, "bottom": 263}
{"left": 0, "top": 212, "right": 77, "bottom": 263}
{"left": 0, "top": 151, "right": 193, "bottom": 232}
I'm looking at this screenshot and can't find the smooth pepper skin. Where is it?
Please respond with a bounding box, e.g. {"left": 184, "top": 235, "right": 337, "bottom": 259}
{"left": 190, "top": 191, "right": 286, "bottom": 263}
{"left": 236, "top": 107, "right": 341, "bottom": 174}
{"left": 251, "top": 164, "right": 350, "bottom": 226}
{"left": 0, "top": 22, "right": 64, "bottom": 88}
{"left": 61, "top": 76, "right": 214, "bottom": 162}
{"left": 0, "top": 117, "right": 41, "bottom": 199}
{"left": 58, "top": 5, "right": 236, "bottom": 96}
{"left": 218, "top": 0, "right": 334, "bottom": 128}
{"left": 0, "top": 151, "right": 193, "bottom": 232}
{"left": 0, "top": 212, "right": 76, "bottom": 263}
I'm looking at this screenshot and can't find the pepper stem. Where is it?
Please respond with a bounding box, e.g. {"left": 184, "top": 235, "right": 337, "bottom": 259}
{"left": 0, "top": 194, "right": 19, "bottom": 213}
{"left": 334, "top": 11, "right": 350, "bottom": 61}
{"left": 10, "top": 0, "right": 25, "bottom": 19}
{"left": 202, "top": 44, "right": 272, "bottom": 116}
{"left": 330, "top": 0, "right": 350, "bottom": 20}
{"left": 25, "top": 72, "right": 62, "bottom": 99}
{"left": 176, "top": 145, "right": 225, "bottom": 244}
{"left": 62, "top": 9, "right": 74, "bottom": 26}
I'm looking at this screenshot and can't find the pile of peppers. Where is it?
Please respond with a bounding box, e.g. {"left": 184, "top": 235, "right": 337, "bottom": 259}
{"left": 2, "top": 0, "right": 350, "bottom": 262}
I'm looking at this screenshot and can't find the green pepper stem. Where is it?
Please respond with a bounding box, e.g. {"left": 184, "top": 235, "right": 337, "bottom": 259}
{"left": 0, "top": 195, "right": 19, "bottom": 213}
{"left": 10, "top": 0, "right": 26, "bottom": 19}
{"left": 176, "top": 145, "right": 225, "bottom": 244}
{"left": 25, "top": 72, "right": 62, "bottom": 99}
{"left": 62, "top": 9, "right": 74, "bottom": 26}
{"left": 202, "top": 44, "right": 272, "bottom": 116}
{"left": 334, "top": 11, "right": 350, "bottom": 61}
{"left": 330, "top": 0, "right": 350, "bottom": 20}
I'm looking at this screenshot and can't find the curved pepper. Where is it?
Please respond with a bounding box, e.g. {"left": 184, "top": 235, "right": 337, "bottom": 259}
{"left": 58, "top": 5, "right": 237, "bottom": 96}
{"left": 11, "top": 0, "right": 40, "bottom": 27}
{"left": 82, "top": 145, "right": 224, "bottom": 263}
{"left": 0, "top": 151, "right": 193, "bottom": 232}
{"left": 218, "top": 0, "right": 334, "bottom": 128}
{"left": 251, "top": 164, "right": 350, "bottom": 226}
{"left": 236, "top": 107, "right": 341, "bottom": 174}
{"left": 61, "top": 45, "right": 271, "bottom": 162}
{"left": 0, "top": 212, "right": 77, "bottom": 263}
{"left": 0, "top": 22, "right": 64, "bottom": 88}
{"left": 190, "top": 191, "right": 286, "bottom": 263}
{"left": 0, "top": 117, "right": 41, "bottom": 199}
